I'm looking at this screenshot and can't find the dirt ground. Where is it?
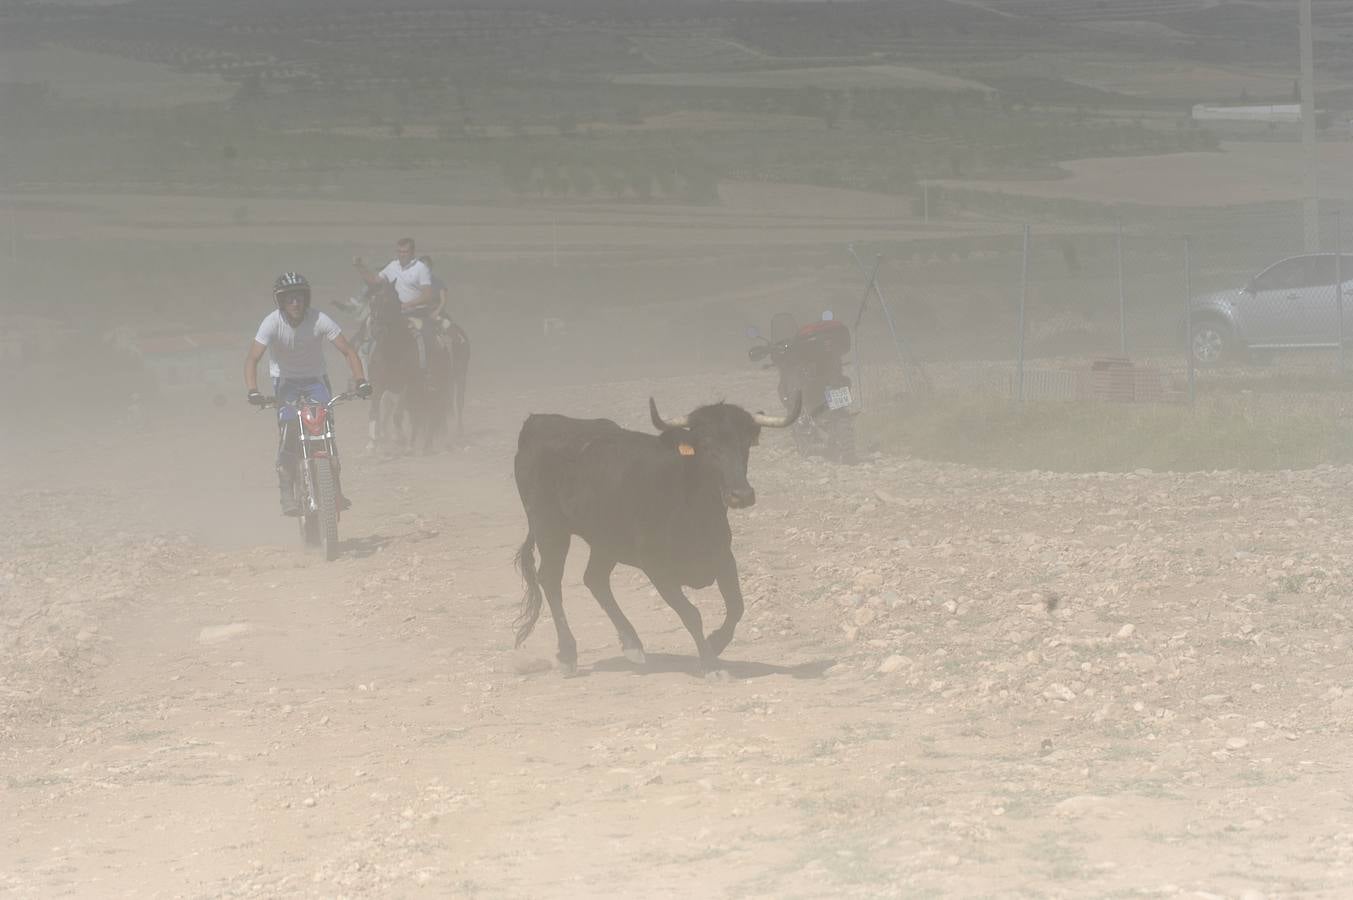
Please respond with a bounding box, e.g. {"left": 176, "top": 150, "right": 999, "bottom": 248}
{"left": 5, "top": 358, "right": 1353, "bottom": 899}
{"left": 5, "top": 178, "right": 1353, "bottom": 897}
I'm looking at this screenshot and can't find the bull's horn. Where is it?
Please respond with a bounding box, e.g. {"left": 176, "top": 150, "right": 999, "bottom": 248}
{"left": 649, "top": 397, "right": 688, "bottom": 431}
{"left": 752, "top": 391, "right": 802, "bottom": 428}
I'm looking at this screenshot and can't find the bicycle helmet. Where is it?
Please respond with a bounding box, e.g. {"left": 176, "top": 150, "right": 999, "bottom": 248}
{"left": 273, "top": 272, "right": 311, "bottom": 313}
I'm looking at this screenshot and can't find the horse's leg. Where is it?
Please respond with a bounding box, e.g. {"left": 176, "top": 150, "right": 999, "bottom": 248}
{"left": 444, "top": 378, "right": 460, "bottom": 451}
{"left": 435, "top": 363, "right": 449, "bottom": 454}
{"left": 423, "top": 393, "right": 438, "bottom": 456}
{"left": 449, "top": 362, "right": 465, "bottom": 449}
{"left": 412, "top": 388, "right": 430, "bottom": 456}
{"left": 456, "top": 347, "right": 469, "bottom": 437}
{"left": 428, "top": 375, "right": 446, "bottom": 455}
{"left": 381, "top": 390, "right": 402, "bottom": 453}
{"left": 397, "top": 392, "right": 414, "bottom": 454}
{"left": 366, "top": 389, "right": 381, "bottom": 454}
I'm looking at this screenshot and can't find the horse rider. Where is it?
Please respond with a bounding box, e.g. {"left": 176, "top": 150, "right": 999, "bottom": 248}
{"left": 353, "top": 237, "right": 439, "bottom": 370}
{"left": 245, "top": 272, "right": 371, "bottom": 515}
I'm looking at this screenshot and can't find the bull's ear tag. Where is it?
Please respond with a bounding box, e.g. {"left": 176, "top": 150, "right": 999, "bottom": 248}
{"left": 677, "top": 442, "right": 696, "bottom": 457}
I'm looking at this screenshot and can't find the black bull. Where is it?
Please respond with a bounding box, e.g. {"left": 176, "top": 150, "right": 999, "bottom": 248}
{"left": 513, "top": 395, "right": 800, "bottom": 676}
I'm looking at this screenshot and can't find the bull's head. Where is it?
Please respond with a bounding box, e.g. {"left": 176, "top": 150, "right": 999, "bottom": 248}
{"left": 649, "top": 394, "right": 800, "bottom": 509}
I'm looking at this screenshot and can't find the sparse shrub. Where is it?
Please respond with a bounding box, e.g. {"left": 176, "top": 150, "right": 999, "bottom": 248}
{"left": 626, "top": 166, "right": 654, "bottom": 200}
{"left": 598, "top": 166, "right": 627, "bottom": 199}
{"left": 498, "top": 156, "right": 532, "bottom": 194}
{"left": 542, "top": 165, "right": 568, "bottom": 195}
{"left": 567, "top": 165, "right": 596, "bottom": 197}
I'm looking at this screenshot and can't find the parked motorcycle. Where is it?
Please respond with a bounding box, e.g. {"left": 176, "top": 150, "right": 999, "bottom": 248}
{"left": 748, "top": 311, "right": 858, "bottom": 465}
{"left": 258, "top": 389, "right": 364, "bottom": 560}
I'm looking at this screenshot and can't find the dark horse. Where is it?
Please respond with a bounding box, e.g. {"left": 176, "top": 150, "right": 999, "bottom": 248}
{"left": 365, "top": 283, "right": 451, "bottom": 454}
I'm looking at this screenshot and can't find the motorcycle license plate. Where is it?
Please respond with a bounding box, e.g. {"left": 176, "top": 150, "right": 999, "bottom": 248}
{"left": 825, "top": 386, "right": 852, "bottom": 410}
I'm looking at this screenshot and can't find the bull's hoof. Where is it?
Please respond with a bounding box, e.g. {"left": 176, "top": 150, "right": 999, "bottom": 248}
{"left": 557, "top": 660, "right": 579, "bottom": 678}
{"left": 622, "top": 646, "right": 647, "bottom": 665}
{"left": 706, "top": 631, "right": 733, "bottom": 658}
{"left": 703, "top": 667, "right": 732, "bottom": 684}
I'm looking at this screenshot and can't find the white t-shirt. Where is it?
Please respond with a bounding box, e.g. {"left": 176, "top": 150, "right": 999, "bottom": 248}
{"left": 378, "top": 258, "right": 433, "bottom": 305}
{"left": 254, "top": 309, "right": 343, "bottom": 380}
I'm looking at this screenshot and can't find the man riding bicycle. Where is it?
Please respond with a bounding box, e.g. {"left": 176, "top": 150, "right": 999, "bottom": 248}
{"left": 245, "top": 272, "right": 371, "bottom": 515}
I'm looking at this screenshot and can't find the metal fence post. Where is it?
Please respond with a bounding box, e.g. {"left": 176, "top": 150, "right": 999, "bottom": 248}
{"left": 847, "top": 247, "right": 882, "bottom": 411}
{"left": 1337, "top": 211, "right": 1347, "bottom": 379}
{"left": 1184, "top": 235, "right": 1195, "bottom": 406}
{"left": 848, "top": 245, "right": 929, "bottom": 398}
{"left": 1017, "top": 224, "right": 1029, "bottom": 403}
{"left": 856, "top": 252, "right": 908, "bottom": 367}
{"left": 1116, "top": 218, "right": 1126, "bottom": 357}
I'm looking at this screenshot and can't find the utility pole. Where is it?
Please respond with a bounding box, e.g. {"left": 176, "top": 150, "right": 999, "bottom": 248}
{"left": 1300, "top": 0, "right": 1319, "bottom": 251}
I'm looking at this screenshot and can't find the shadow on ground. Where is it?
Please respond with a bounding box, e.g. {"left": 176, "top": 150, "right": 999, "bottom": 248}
{"left": 591, "top": 652, "right": 835, "bottom": 680}
{"left": 341, "top": 534, "right": 395, "bottom": 559}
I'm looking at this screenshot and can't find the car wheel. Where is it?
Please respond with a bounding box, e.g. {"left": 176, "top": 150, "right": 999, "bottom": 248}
{"left": 1190, "top": 320, "right": 1234, "bottom": 367}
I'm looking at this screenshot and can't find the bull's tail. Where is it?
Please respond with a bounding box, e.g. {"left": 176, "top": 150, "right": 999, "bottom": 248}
{"left": 513, "top": 530, "right": 543, "bottom": 647}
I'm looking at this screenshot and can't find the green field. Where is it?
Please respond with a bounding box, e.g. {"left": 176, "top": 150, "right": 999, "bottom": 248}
{"left": 4, "top": 0, "right": 1339, "bottom": 208}
{"left": 2, "top": 44, "right": 233, "bottom": 106}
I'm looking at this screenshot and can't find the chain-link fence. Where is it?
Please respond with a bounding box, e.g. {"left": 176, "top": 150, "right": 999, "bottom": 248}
{"left": 847, "top": 201, "right": 1353, "bottom": 410}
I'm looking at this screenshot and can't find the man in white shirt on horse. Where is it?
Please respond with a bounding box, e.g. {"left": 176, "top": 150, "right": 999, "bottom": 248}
{"left": 353, "top": 237, "right": 439, "bottom": 368}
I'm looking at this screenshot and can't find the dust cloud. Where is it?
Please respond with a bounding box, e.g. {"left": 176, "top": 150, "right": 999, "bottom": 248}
{"left": 4, "top": 2, "right": 1353, "bottom": 897}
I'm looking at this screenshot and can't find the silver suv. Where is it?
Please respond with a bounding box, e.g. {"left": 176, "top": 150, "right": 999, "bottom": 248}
{"left": 1189, "top": 253, "right": 1353, "bottom": 365}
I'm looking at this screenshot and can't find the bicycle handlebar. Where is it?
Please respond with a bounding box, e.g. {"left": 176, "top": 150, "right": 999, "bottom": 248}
{"left": 255, "top": 391, "right": 365, "bottom": 411}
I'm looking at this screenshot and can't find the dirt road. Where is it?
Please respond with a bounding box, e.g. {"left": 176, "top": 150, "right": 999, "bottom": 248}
{"left": 5, "top": 368, "right": 1353, "bottom": 898}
